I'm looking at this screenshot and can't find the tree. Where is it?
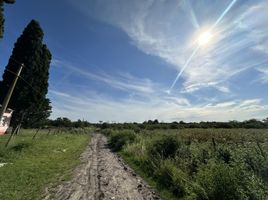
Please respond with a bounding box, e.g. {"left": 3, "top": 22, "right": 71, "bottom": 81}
{"left": 0, "top": 19, "right": 52, "bottom": 127}
{"left": 0, "top": 0, "right": 15, "bottom": 38}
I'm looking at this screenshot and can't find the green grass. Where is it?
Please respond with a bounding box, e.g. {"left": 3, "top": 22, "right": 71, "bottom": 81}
{"left": 105, "top": 128, "right": 268, "bottom": 200}
{"left": 0, "top": 129, "right": 90, "bottom": 200}
{"left": 120, "top": 152, "right": 178, "bottom": 200}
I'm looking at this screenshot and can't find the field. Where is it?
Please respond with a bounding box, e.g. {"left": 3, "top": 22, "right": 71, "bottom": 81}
{"left": 0, "top": 129, "right": 90, "bottom": 200}
{"left": 104, "top": 128, "right": 268, "bottom": 200}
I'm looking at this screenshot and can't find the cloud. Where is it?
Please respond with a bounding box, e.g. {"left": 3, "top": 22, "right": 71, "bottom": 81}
{"left": 49, "top": 88, "right": 268, "bottom": 122}
{"left": 49, "top": 58, "right": 268, "bottom": 122}
{"left": 75, "top": 0, "right": 268, "bottom": 93}
{"left": 51, "top": 59, "right": 160, "bottom": 95}
{"left": 49, "top": 0, "right": 268, "bottom": 122}
{"left": 256, "top": 66, "right": 268, "bottom": 84}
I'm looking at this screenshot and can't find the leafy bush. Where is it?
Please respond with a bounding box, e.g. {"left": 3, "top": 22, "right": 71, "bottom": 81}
{"left": 148, "top": 135, "right": 180, "bottom": 159}
{"left": 155, "top": 159, "right": 188, "bottom": 198}
{"left": 243, "top": 150, "right": 268, "bottom": 183}
{"left": 216, "top": 146, "right": 232, "bottom": 164}
{"left": 115, "top": 128, "right": 268, "bottom": 199}
{"left": 101, "top": 129, "right": 113, "bottom": 136}
{"left": 196, "top": 162, "right": 268, "bottom": 200}
{"left": 108, "top": 130, "right": 136, "bottom": 151}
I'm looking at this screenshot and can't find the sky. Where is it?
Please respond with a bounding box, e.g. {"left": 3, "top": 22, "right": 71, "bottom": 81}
{"left": 0, "top": 0, "right": 268, "bottom": 122}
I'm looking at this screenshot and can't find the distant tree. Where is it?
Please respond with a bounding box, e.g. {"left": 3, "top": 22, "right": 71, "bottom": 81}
{"left": 52, "top": 117, "right": 72, "bottom": 127}
{"left": 0, "top": 0, "right": 15, "bottom": 38}
{"left": 0, "top": 19, "right": 51, "bottom": 127}
{"left": 153, "top": 119, "right": 159, "bottom": 124}
{"left": 147, "top": 120, "right": 153, "bottom": 124}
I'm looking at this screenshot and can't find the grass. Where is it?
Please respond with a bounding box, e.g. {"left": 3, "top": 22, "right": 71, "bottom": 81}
{"left": 0, "top": 129, "right": 90, "bottom": 200}
{"left": 105, "top": 128, "right": 268, "bottom": 200}
{"left": 120, "top": 152, "right": 178, "bottom": 200}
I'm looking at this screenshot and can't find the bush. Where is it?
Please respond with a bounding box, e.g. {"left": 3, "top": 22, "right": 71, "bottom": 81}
{"left": 216, "top": 146, "right": 232, "bottom": 164}
{"left": 244, "top": 151, "right": 268, "bottom": 183}
{"left": 108, "top": 130, "right": 136, "bottom": 151}
{"left": 155, "top": 159, "right": 188, "bottom": 198}
{"left": 196, "top": 162, "right": 268, "bottom": 200}
{"left": 101, "top": 129, "right": 113, "bottom": 136}
{"left": 148, "top": 135, "right": 180, "bottom": 159}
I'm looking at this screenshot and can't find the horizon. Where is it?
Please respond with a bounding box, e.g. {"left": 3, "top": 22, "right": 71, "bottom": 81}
{"left": 1, "top": 0, "right": 268, "bottom": 123}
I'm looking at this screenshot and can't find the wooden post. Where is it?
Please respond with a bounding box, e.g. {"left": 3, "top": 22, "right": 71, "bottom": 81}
{"left": 46, "top": 129, "right": 51, "bottom": 136}
{"left": 0, "top": 64, "right": 24, "bottom": 122}
{"left": 5, "top": 125, "right": 19, "bottom": 147}
{"left": 32, "top": 128, "right": 41, "bottom": 139}
{"left": 212, "top": 137, "right": 217, "bottom": 151}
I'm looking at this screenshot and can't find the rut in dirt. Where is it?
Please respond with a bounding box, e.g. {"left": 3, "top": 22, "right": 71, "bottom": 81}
{"left": 48, "top": 133, "right": 161, "bottom": 200}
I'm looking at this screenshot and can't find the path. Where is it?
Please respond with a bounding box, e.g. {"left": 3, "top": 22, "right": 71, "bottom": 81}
{"left": 47, "top": 134, "right": 161, "bottom": 200}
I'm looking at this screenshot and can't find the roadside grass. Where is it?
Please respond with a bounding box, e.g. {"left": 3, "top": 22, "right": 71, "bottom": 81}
{"left": 120, "top": 152, "right": 178, "bottom": 200}
{"left": 0, "top": 129, "right": 90, "bottom": 200}
{"left": 105, "top": 128, "right": 268, "bottom": 200}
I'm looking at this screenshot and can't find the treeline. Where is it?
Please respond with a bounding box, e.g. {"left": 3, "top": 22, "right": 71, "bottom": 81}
{"left": 42, "top": 117, "right": 268, "bottom": 129}
{"left": 45, "top": 117, "right": 91, "bottom": 128}
{"left": 97, "top": 118, "right": 268, "bottom": 130}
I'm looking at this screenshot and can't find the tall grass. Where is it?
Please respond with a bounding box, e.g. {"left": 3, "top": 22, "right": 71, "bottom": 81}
{"left": 106, "top": 128, "right": 268, "bottom": 200}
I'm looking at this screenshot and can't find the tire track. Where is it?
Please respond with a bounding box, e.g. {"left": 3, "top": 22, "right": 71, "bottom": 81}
{"left": 46, "top": 134, "right": 161, "bottom": 200}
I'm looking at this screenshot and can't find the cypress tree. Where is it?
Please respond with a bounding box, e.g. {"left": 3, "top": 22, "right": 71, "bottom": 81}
{"left": 0, "top": 19, "right": 52, "bottom": 127}
{"left": 0, "top": 0, "right": 15, "bottom": 38}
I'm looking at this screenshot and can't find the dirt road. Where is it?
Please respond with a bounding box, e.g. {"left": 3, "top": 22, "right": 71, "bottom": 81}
{"left": 47, "top": 134, "right": 161, "bottom": 200}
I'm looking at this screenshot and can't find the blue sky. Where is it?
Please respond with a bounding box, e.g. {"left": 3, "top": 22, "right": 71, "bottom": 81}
{"left": 0, "top": 0, "right": 268, "bottom": 122}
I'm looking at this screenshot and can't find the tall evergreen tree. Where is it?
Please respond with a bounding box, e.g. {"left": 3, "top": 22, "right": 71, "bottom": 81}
{"left": 0, "top": 0, "right": 15, "bottom": 38}
{"left": 0, "top": 19, "right": 52, "bottom": 127}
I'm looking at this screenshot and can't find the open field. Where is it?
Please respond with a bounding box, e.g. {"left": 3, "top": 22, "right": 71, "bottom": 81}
{"left": 104, "top": 128, "right": 268, "bottom": 200}
{"left": 0, "top": 129, "right": 90, "bottom": 200}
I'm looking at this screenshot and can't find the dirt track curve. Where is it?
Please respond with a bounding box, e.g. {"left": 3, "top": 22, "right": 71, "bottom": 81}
{"left": 46, "top": 133, "right": 161, "bottom": 200}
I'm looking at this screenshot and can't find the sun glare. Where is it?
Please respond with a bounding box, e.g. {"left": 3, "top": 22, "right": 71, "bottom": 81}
{"left": 198, "top": 31, "right": 212, "bottom": 46}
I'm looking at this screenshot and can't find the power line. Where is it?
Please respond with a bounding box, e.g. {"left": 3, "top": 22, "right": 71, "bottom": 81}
{"left": 5, "top": 68, "right": 46, "bottom": 99}
{"left": 1, "top": 58, "right": 48, "bottom": 108}
{"left": 2, "top": 57, "right": 45, "bottom": 97}
{"left": 9, "top": 57, "right": 25, "bottom": 66}
{"left": 2, "top": 63, "right": 50, "bottom": 126}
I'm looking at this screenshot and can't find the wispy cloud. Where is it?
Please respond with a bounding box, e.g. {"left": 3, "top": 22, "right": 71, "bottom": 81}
{"left": 256, "top": 66, "right": 268, "bottom": 84}
{"left": 49, "top": 88, "right": 268, "bottom": 122}
{"left": 76, "top": 0, "right": 268, "bottom": 93}
{"left": 49, "top": 0, "right": 268, "bottom": 122}
{"left": 52, "top": 59, "right": 159, "bottom": 95}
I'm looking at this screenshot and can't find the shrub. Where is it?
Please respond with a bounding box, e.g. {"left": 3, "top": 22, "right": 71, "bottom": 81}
{"left": 155, "top": 159, "right": 189, "bottom": 198}
{"left": 148, "top": 135, "right": 180, "bottom": 159}
{"left": 244, "top": 151, "right": 268, "bottom": 183}
{"left": 108, "top": 130, "right": 136, "bottom": 151}
{"left": 216, "top": 146, "right": 232, "bottom": 164}
{"left": 196, "top": 162, "right": 268, "bottom": 200}
{"left": 101, "top": 129, "right": 113, "bottom": 136}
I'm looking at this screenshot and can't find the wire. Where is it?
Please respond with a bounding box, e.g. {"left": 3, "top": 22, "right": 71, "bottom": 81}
{"left": 5, "top": 68, "right": 46, "bottom": 99}
{"left": 2, "top": 57, "right": 44, "bottom": 98}
{"left": 9, "top": 57, "right": 25, "bottom": 66}
{"left": 3, "top": 67, "right": 50, "bottom": 125}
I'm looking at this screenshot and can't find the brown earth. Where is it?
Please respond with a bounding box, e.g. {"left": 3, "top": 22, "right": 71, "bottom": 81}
{"left": 45, "top": 134, "right": 161, "bottom": 200}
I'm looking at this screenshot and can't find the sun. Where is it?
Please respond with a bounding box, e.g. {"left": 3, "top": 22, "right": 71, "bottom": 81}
{"left": 198, "top": 31, "right": 213, "bottom": 46}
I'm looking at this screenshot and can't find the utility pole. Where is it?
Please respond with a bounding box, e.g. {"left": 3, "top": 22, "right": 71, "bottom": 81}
{"left": 0, "top": 63, "right": 24, "bottom": 123}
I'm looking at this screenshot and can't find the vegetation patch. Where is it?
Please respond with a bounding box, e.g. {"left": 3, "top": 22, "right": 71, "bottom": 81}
{"left": 108, "top": 129, "right": 136, "bottom": 151}
{"left": 105, "top": 128, "right": 268, "bottom": 200}
{"left": 0, "top": 129, "right": 90, "bottom": 200}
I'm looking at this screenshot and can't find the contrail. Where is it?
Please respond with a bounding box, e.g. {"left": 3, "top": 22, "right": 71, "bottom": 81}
{"left": 168, "top": 0, "right": 237, "bottom": 93}
{"left": 168, "top": 46, "right": 200, "bottom": 92}
{"left": 211, "top": 0, "right": 237, "bottom": 30}
{"left": 185, "top": 0, "right": 200, "bottom": 29}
